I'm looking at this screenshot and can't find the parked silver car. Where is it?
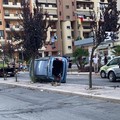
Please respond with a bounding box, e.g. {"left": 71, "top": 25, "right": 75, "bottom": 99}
{"left": 100, "top": 56, "right": 118, "bottom": 78}
{"left": 105, "top": 56, "right": 120, "bottom": 82}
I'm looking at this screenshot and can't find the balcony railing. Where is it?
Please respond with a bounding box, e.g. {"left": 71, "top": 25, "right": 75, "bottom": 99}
{"left": 4, "top": 13, "right": 23, "bottom": 20}
{"left": 3, "top": 2, "right": 21, "bottom": 8}
{"left": 5, "top": 25, "right": 23, "bottom": 31}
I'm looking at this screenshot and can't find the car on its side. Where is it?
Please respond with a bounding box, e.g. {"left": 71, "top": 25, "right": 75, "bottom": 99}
{"left": 100, "top": 56, "right": 120, "bottom": 78}
{"left": 29, "top": 56, "right": 68, "bottom": 83}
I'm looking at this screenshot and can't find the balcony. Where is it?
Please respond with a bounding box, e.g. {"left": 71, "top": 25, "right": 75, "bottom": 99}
{"left": 4, "top": 13, "right": 23, "bottom": 20}
{"left": 3, "top": 2, "right": 21, "bottom": 8}
{"left": 5, "top": 25, "right": 23, "bottom": 32}
{"left": 38, "top": 0, "right": 56, "bottom": 4}
{"left": 49, "top": 15, "right": 58, "bottom": 20}
{"left": 77, "top": 6, "right": 92, "bottom": 11}
{"left": 83, "top": 17, "right": 93, "bottom": 22}
{"left": 83, "top": 26, "right": 91, "bottom": 32}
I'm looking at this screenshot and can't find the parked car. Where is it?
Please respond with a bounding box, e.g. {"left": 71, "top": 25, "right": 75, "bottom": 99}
{"left": 0, "top": 60, "right": 15, "bottom": 77}
{"left": 106, "top": 65, "right": 120, "bottom": 82}
{"left": 100, "top": 56, "right": 120, "bottom": 78}
{"left": 29, "top": 56, "right": 68, "bottom": 83}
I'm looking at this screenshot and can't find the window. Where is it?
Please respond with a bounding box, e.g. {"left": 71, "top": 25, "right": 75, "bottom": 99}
{"left": 4, "top": 10, "right": 9, "bottom": 16}
{"left": 0, "top": 30, "right": 4, "bottom": 38}
{"left": 67, "top": 36, "right": 71, "bottom": 39}
{"left": 67, "top": 26, "right": 70, "bottom": 29}
{"left": 13, "top": 0, "right": 17, "bottom": 5}
{"left": 59, "top": 11, "right": 61, "bottom": 16}
{"left": 68, "top": 46, "right": 72, "bottom": 49}
{"left": 66, "top": 5, "right": 69, "bottom": 9}
{"left": 72, "top": 2, "right": 74, "bottom": 6}
{"left": 66, "top": 16, "right": 70, "bottom": 19}
{"left": 108, "top": 58, "right": 118, "bottom": 66}
{"left": 45, "top": 4, "right": 49, "bottom": 7}
{"left": 73, "top": 12, "right": 75, "bottom": 16}
{"left": 3, "top": 0, "right": 8, "bottom": 4}
{"left": 52, "top": 4, "right": 57, "bottom": 7}
{"left": 0, "top": 20, "right": 2, "bottom": 25}
{"left": 6, "top": 22, "right": 10, "bottom": 28}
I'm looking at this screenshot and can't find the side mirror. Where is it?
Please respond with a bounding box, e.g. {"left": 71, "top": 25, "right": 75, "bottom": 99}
{"left": 106, "top": 63, "right": 109, "bottom": 66}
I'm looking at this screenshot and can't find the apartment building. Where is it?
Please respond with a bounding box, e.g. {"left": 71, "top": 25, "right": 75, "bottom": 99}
{"left": 1, "top": 0, "right": 118, "bottom": 60}
{"left": 0, "top": 0, "right": 94, "bottom": 59}
{"left": 0, "top": 0, "right": 23, "bottom": 62}
{"left": 75, "top": 0, "right": 120, "bottom": 58}
{"left": 34, "top": 0, "right": 94, "bottom": 57}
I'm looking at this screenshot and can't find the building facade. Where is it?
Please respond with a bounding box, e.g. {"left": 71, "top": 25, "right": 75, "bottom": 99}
{"left": 34, "top": 0, "right": 94, "bottom": 57}
{"left": 0, "top": 0, "right": 119, "bottom": 60}
{"left": 0, "top": 0, "right": 24, "bottom": 61}
{"left": 75, "top": 0, "right": 120, "bottom": 58}
{"left": 0, "top": 0, "right": 95, "bottom": 59}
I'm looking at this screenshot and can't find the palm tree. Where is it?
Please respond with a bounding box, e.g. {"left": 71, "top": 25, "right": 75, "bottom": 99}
{"left": 73, "top": 47, "right": 89, "bottom": 71}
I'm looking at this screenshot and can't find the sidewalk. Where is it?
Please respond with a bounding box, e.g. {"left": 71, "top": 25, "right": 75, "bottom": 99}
{"left": 0, "top": 72, "right": 120, "bottom": 103}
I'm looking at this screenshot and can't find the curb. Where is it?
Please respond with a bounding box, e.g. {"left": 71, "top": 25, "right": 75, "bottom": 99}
{"left": 67, "top": 72, "right": 97, "bottom": 75}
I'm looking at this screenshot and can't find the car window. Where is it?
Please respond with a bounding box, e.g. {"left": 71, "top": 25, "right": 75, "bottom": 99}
{"left": 107, "top": 58, "right": 118, "bottom": 66}
{"left": 107, "top": 56, "right": 111, "bottom": 60}
{"left": 118, "top": 58, "right": 120, "bottom": 65}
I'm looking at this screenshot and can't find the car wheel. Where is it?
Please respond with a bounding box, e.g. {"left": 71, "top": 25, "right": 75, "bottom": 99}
{"left": 108, "top": 71, "right": 116, "bottom": 82}
{"left": 100, "top": 71, "right": 106, "bottom": 78}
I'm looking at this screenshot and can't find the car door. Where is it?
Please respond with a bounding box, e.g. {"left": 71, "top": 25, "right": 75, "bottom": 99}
{"left": 113, "top": 58, "right": 120, "bottom": 77}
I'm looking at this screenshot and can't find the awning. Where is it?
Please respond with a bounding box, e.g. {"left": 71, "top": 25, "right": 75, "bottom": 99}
{"left": 74, "top": 37, "right": 93, "bottom": 47}
{"left": 75, "top": 11, "right": 91, "bottom": 17}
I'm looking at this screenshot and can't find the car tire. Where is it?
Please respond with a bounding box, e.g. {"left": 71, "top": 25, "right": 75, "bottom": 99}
{"left": 100, "top": 71, "right": 106, "bottom": 78}
{"left": 108, "top": 71, "right": 116, "bottom": 82}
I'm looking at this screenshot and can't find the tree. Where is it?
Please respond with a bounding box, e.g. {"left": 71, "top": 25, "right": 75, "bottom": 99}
{"left": 112, "top": 45, "right": 120, "bottom": 56}
{"left": 73, "top": 47, "right": 89, "bottom": 71}
{"left": 6, "top": 41, "right": 14, "bottom": 61}
{"left": 20, "top": 0, "right": 51, "bottom": 82}
{"left": 89, "top": 0, "right": 120, "bottom": 88}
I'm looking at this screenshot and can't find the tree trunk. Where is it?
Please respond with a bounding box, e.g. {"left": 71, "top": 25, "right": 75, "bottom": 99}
{"left": 89, "top": 47, "right": 95, "bottom": 89}
{"left": 30, "top": 56, "right": 36, "bottom": 83}
{"left": 89, "top": 43, "right": 100, "bottom": 89}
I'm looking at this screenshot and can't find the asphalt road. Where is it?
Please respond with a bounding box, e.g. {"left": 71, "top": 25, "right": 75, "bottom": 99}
{"left": 6, "top": 71, "right": 120, "bottom": 88}
{"left": 0, "top": 84, "right": 120, "bottom": 120}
